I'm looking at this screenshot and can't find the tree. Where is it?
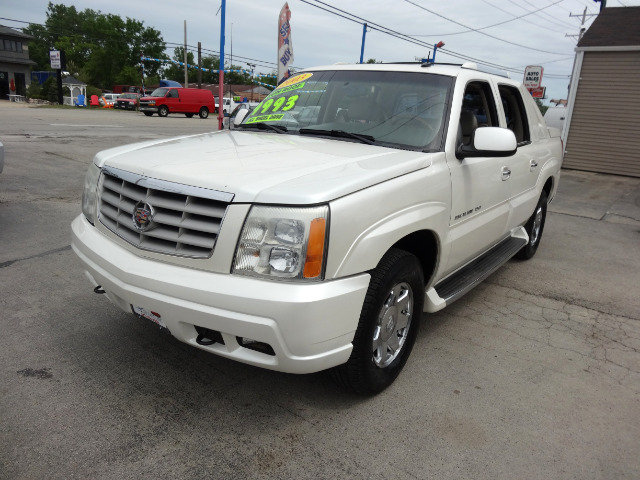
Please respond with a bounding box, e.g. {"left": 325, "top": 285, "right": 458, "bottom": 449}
{"left": 534, "top": 98, "right": 549, "bottom": 116}
{"left": 25, "top": 2, "right": 166, "bottom": 90}
{"left": 163, "top": 47, "right": 198, "bottom": 84}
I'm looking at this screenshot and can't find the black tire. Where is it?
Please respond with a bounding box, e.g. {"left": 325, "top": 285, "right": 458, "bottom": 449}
{"left": 143, "top": 112, "right": 153, "bottom": 117}
{"left": 332, "top": 248, "right": 424, "bottom": 394}
{"left": 185, "top": 113, "right": 194, "bottom": 118}
{"left": 158, "top": 105, "right": 169, "bottom": 117}
{"left": 199, "top": 107, "right": 209, "bottom": 119}
{"left": 516, "top": 190, "right": 548, "bottom": 260}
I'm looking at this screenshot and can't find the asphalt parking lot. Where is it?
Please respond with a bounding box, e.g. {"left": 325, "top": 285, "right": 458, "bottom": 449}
{"left": 1, "top": 101, "right": 639, "bottom": 480}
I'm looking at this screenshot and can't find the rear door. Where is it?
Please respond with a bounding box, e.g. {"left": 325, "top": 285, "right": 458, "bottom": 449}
{"left": 496, "top": 83, "right": 539, "bottom": 227}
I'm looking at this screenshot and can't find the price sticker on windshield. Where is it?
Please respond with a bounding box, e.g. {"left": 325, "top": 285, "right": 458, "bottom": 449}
{"left": 245, "top": 73, "right": 314, "bottom": 124}
{"left": 247, "top": 94, "right": 299, "bottom": 123}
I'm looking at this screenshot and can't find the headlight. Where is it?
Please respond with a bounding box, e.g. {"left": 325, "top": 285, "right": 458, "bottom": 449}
{"left": 81, "top": 162, "right": 101, "bottom": 224}
{"left": 233, "top": 205, "right": 329, "bottom": 281}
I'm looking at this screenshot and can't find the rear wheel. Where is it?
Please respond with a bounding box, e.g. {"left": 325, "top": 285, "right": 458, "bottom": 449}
{"left": 143, "top": 112, "right": 153, "bottom": 117}
{"left": 516, "top": 190, "right": 548, "bottom": 260}
{"left": 332, "top": 248, "right": 424, "bottom": 394}
{"left": 158, "top": 105, "right": 169, "bottom": 117}
{"left": 199, "top": 107, "right": 209, "bottom": 119}
{"left": 185, "top": 113, "right": 194, "bottom": 118}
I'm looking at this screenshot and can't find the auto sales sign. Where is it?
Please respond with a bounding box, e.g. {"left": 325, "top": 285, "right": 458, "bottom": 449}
{"left": 523, "top": 66, "right": 544, "bottom": 89}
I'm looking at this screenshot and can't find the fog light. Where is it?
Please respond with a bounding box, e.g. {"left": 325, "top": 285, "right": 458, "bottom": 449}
{"left": 238, "top": 337, "right": 275, "bottom": 356}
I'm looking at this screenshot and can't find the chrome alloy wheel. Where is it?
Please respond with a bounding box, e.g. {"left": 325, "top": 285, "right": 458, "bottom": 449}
{"left": 372, "top": 282, "right": 413, "bottom": 368}
{"left": 530, "top": 204, "right": 543, "bottom": 245}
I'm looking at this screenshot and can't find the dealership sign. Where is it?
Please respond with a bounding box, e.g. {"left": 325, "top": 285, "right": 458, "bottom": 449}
{"left": 523, "top": 65, "right": 544, "bottom": 89}
{"left": 50, "top": 50, "right": 61, "bottom": 69}
{"left": 528, "top": 86, "right": 546, "bottom": 99}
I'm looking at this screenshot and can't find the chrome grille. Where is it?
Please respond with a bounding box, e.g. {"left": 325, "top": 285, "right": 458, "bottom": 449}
{"left": 98, "top": 166, "right": 234, "bottom": 258}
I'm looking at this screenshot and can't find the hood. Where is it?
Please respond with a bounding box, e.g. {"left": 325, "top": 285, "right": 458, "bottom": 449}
{"left": 94, "top": 130, "right": 435, "bottom": 204}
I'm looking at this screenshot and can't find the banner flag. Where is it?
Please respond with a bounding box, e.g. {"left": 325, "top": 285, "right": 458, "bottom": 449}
{"left": 277, "top": 3, "right": 294, "bottom": 84}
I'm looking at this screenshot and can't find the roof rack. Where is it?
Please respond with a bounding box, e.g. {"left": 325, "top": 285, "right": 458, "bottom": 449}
{"left": 420, "top": 62, "right": 465, "bottom": 68}
{"left": 461, "top": 62, "right": 511, "bottom": 78}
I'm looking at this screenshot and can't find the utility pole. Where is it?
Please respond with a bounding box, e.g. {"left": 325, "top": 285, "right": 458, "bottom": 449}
{"left": 183, "top": 20, "right": 188, "bottom": 88}
{"left": 218, "top": 0, "right": 226, "bottom": 130}
{"left": 567, "top": 7, "right": 595, "bottom": 43}
{"left": 140, "top": 51, "right": 145, "bottom": 94}
{"left": 566, "top": 7, "right": 597, "bottom": 97}
{"left": 247, "top": 62, "right": 255, "bottom": 101}
{"left": 197, "top": 42, "right": 202, "bottom": 89}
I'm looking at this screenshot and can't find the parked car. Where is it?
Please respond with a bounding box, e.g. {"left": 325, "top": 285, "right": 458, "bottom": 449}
{"left": 114, "top": 93, "right": 140, "bottom": 110}
{"left": 99, "top": 93, "right": 120, "bottom": 107}
{"left": 72, "top": 62, "right": 563, "bottom": 393}
{"left": 543, "top": 106, "right": 567, "bottom": 132}
{"left": 226, "top": 102, "right": 259, "bottom": 129}
{"left": 139, "top": 87, "right": 215, "bottom": 119}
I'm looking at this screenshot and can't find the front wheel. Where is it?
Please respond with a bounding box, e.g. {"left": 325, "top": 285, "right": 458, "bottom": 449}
{"left": 332, "top": 248, "right": 424, "bottom": 394}
{"left": 158, "top": 105, "right": 169, "bottom": 117}
{"left": 199, "top": 107, "right": 209, "bottom": 119}
{"left": 516, "top": 190, "right": 548, "bottom": 260}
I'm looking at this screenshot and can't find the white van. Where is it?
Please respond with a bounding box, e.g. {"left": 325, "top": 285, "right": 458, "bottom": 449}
{"left": 544, "top": 106, "right": 567, "bottom": 132}
{"left": 99, "top": 93, "right": 120, "bottom": 106}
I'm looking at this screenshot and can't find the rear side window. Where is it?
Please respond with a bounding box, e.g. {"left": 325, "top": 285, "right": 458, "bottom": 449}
{"left": 498, "top": 85, "right": 530, "bottom": 145}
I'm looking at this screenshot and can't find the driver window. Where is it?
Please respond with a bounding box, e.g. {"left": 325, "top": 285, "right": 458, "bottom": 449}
{"left": 167, "top": 89, "right": 179, "bottom": 98}
{"left": 460, "top": 82, "right": 499, "bottom": 145}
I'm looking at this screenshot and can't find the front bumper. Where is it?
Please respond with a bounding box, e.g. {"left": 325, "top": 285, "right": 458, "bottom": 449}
{"left": 71, "top": 215, "right": 370, "bottom": 374}
{"left": 139, "top": 106, "right": 158, "bottom": 113}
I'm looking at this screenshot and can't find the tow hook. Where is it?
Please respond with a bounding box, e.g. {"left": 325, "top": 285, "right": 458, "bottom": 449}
{"left": 93, "top": 285, "right": 106, "bottom": 294}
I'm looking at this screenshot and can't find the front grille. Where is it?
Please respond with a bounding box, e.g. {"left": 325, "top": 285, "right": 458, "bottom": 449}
{"left": 98, "top": 166, "right": 234, "bottom": 258}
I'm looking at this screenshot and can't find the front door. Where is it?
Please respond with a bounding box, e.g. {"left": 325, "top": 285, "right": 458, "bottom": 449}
{"left": 445, "top": 80, "right": 512, "bottom": 272}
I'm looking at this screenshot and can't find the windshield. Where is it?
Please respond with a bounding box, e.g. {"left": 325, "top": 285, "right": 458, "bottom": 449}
{"left": 240, "top": 70, "right": 452, "bottom": 150}
{"left": 150, "top": 88, "right": 169, "bottom": 97}
{"left": 120, "top": 93, "right": 136, "bottom": 99}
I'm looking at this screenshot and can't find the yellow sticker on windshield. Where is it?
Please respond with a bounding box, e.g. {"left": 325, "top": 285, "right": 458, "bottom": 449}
{"left": 246, "top": 114, "right": 285, "bottom": 123}
{"left": 277, "top": 73, "right": 313, "bottom": 89}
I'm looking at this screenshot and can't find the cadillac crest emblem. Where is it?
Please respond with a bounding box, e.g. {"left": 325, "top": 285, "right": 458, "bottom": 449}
{"left": 132, "top": 201, "right": 156, "bottom": 232}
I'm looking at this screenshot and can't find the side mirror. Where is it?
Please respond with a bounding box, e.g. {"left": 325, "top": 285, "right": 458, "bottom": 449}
{"left": 456, "top": 127, "right": 517, "bottom": 159}
{"left": 233, "top": 109, "right": 249, "bottom": 126}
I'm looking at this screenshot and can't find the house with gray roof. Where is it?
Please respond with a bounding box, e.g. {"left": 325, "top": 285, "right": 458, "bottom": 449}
{"left": 0, "top": 25, "right": 36, "bottom": 101}
{"left": 563, "top": 6, "right": 640, "bottom": 177}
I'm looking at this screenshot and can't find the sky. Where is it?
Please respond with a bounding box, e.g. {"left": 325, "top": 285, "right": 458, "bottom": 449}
{"left": 3, "top": 0, "right": 640, "bottom": 105}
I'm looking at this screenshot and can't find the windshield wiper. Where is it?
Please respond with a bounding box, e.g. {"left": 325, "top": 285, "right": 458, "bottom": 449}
{"left": 237, "top": 122, "right": 287, "bottom": 133}
{"left": 299, "top": 128, "right": 376, "bottom": 145}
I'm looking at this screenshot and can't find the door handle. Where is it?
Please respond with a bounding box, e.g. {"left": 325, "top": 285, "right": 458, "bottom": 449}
{"left": 501, "top": 166, "right": 511, "bottom": 181}
{"left": 530, "top": 160, "right": 538, "bottom": 171}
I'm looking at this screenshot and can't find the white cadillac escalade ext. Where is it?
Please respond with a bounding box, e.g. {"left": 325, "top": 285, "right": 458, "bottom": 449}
{"left": 72, "top": 62, "right": 563, "bottom": 393}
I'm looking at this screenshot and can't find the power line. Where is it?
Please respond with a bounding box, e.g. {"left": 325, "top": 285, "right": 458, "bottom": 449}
{"left": 407, "top": 0, "right": 567, "bottom": 37}
{"left": 402, "top": 0, "right": 569, "bottom": 55}
{"left": 299, "top": 0, "right": 571, "bottom": 78}
{"left": 477, "top": 0, "right": 568, "bottom": 35}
